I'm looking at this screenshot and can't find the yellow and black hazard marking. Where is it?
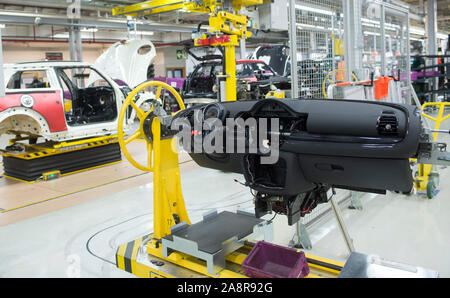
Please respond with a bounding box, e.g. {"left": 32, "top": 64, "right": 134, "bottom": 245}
{"left": 2, "top": 135, "right": 119, "bottom": 160}
{"left": 2, "top": 142, "right": 122, "bottom": 182}
{"left": 116, "top": 235, "right": 175, "bottom": 278}
{"left": 115, "top": 237, "right": 343, "bottom": 278}
{"left": 116, "top": 235, "right": 145, "bottom": 274}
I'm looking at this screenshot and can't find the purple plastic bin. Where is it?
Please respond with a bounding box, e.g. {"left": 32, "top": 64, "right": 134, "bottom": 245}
{"left": 242, "top": 241, "right": 310, "bottom": 278}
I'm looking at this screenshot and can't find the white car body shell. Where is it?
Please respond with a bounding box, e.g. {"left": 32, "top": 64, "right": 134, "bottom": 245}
{"left": 0, "top": 61, "right": 146, "bottom": 143}
{"left": 90, "top": 39, "right": 157, "bottom": 89}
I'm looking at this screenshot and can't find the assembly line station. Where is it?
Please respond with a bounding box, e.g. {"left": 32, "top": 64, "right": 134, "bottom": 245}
{"left": 0, "top": 0, "right": 449, "bottom": 281}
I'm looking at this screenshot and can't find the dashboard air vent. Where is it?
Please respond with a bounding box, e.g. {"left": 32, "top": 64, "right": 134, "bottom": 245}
{"left": 377, "top": 115, "right": 398, "bottom": 135}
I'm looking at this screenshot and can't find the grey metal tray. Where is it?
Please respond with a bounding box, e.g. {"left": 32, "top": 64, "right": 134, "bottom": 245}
{"left": 162, "top": 210, "right": 266, "bottom": 275}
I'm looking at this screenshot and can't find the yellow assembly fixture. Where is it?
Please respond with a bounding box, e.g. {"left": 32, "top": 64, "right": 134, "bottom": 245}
{"left": 414, "top": 102, "right": 450, "bottom": 199}
{"left": 111, "top": 1, "right": 345, "bottom": 279}
{"left": 265, "top": 90, "right": 286, "bottom": 99}
{"left": 112, "top": 0, "right": 263, "bottom": 102}
{"left": 2, "top": 135, "right": 122, "bottom": 182}
{"left": 3, "top": 135, "right": 119, "bottom": 160}
{"left": 115, "top": 81, "right": 344, "bottom": 278}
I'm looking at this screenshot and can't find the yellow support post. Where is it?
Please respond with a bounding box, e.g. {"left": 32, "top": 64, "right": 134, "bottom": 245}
{"left": 151, "top": 117, "right": 191, "bottom": 241}
{"left": 415, "top": 102, "right": 450, "bottom": 198}
{"left": 224, "top": 42, "right": 237, "bottom": 102}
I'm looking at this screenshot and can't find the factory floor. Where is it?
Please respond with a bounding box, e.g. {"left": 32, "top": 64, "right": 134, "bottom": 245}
{"left": 0, "top": 119, "right": 449, "bottom": 278}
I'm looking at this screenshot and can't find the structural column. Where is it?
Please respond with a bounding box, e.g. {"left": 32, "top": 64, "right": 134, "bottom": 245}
{"left": 69, "top": 26, "right": 76, "bottom": 61}
{"left": 288, "top": 0, "right": 299, "bottom": 97}
{"left": 426, "top": 0, "right": 438, "bottom": 56}
{"left": 239, "top": 38, "right": 246, "bottom": 60}
{"left": 75, "top": 27, "right": 83, "bottom": 63}
{"left": 426, "top": 0, "right": 438, "bottom": 101}
{"left": 68, "top": 22, "right": 84, "bottom": 87}
{"left": 380, "top": 4, "right": 386, "bottom": 76}
{"left": 343, "top": 0, "right": 363, "bottom": 81}
{"left": 68, "top": 22, "right": 83, "bottom": 62}
{"left": 0, "top": 27, "right": 4, "bottom": 98}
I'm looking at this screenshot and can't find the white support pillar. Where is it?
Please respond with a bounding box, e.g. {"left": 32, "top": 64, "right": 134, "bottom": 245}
{"left": 380, "top": 4, "right": 386, "bottom": 76}
{"left": 406, "top": 11, "right": 412, "bottom": 104}
{"left": 0, "top": 27, "right": 4, "bottom": 98}
{"left": 68, "top": 26, "right": 76, "bottom": 61}
{"left": 343, "top": 0, "right": 363, "bottom": 81}
{"left": 426, "top": 0, "right": 438, "bottom": 56}
{"left": 426, "top": 0, "right": 438, "bottom": 101}
{"left": 68, "top": 21, "right": 83, "bottom": 62}
{"left": 239, "top": 38, "right": 246, "bottom": 60}
{"left": 288, "top": 0, "right": 299, "bottom": 98}
{"left": 68, "top": 23, "right": 83, "bottom": 87}
{"left": 75, "top": 27, "right": 83, "bottom": 62}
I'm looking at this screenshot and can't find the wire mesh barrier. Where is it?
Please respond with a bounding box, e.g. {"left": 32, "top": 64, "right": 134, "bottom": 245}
{"left": 292, "top": 0, "right": 412, "bottom": 105}
{"left": 294, "top": 0, "right": 343, "bottom": 98}
{"left": 360, "top": 1, "right": 411, "bottom": 104}
{"left": 289, "top": 1, "right": 412, "bottom": 244}
{"left": 291, "top": 0, "right": 411, "bottom": 104}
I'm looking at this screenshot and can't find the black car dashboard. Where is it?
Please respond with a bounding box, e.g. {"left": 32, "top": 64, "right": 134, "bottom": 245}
{"left": 172, "top": 99, "right": 423, "bottom": 224}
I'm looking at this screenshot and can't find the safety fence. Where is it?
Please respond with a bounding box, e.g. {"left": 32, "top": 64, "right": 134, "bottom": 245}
{"left": 293, "top": 0, "right": 343, "bottom": 98}
{"left": 292, "top": 0, "right": 411, "bottom": 104}
{"left": 290, "top": 0, "right": 412, "bottom": 239}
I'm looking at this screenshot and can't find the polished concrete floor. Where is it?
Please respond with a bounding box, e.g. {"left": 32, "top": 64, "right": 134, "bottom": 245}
{"left": 0, "top": 117, "right": 449, "bottom": 278}
{"left": 0, "top": 158, "right": 449, "bottom": 277}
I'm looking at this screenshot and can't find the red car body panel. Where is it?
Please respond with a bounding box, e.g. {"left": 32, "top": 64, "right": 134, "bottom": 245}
{"left": 0, "top": 90, "right": 67, "bottom": 133}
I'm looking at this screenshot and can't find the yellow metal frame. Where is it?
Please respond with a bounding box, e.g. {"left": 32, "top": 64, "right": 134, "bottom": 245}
{"left": 414, "top": 102, "right": 450, "bottom": 198}
{"left": 112, "top": 0, "right": 262, "bottom": 18}
{"left": 2, "top": 135, "right": 119, "bottom": 160}
{"left": 118, "top": 81, "right": 189, "bottom": 240}
{"left": 209, "top": 12, "right": 250, "bottom": 39}
{"left": 2, "top": 135, "right": 121, "bottom": 183}
{"left": 3, "top": 160, "right": 122, "bottom": 183}
{"left": 114, "top": 81, "right": 344, "bottom": 278}
{"left": 112, "top": 0, "right": 210, "bottom": 17}
{"left": 118, "top": 80, "right": 185, "bottom": 172}
{"left": 193, "top": 34, "right": 239, "bottom": 101}
{"left": 112, "top": 0, "right": 263, "bottom": 102}
{"left": 116, "top": 236, "right": 344, "bottom": 278}
{"left": 266, "top": 90, "right": 286, "bottom": 99}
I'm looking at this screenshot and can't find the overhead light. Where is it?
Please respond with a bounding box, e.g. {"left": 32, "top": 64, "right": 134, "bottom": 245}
{"left": 133, "top": 31, "right": 154, "bottom": 36}
{"left": 54, "top": 33, "right": 69, "bottom": 39}
{"left": 295, "top": 4, "right": 333, "bottom": 16}
{"left": 81, "top": 28, "right": 98, "bottom": 33}
{"left": 296, "top": 23, "right": 327, "bottom": 31}
{"left": 364, "top": 31, "right": 381, "bottom": 36}
{"left": 0, "top": 24, "right": 5, "bottom": 29}
{"left": 410, "top": 28, "right": 425, "bottom": 36}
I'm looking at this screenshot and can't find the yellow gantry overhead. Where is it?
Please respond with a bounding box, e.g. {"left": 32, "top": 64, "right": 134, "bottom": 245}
{"left": 113, "top": 0, "right": 264, "bottom": 102}
{"left": 112, "top": 0, "right": 209, "bottom": 18}
{"left": 112, "top": 0, "right": 263, "bottom": 20}
{"left": 112, "top": 0, "right": 264, "bottom": 40}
